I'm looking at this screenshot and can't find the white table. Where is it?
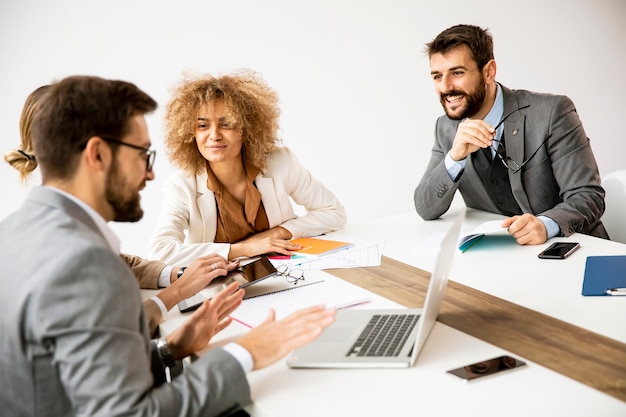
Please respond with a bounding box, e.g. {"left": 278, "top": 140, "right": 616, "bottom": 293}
{"left": 146, "top": 207, "right": 626, "bottom": 416}
{"left": 339, "top": 208, "right": 626, "bottom": 344}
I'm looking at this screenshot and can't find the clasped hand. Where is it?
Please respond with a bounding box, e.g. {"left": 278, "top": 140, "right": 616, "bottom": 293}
{"left": 450, "top": 118, "right": 495, "bottom": 161}
{"left": 502, "top": 214, "right": 548, "bottom": 245}
{"left": 230, "top": 226, "right": 302, "bottom": 259}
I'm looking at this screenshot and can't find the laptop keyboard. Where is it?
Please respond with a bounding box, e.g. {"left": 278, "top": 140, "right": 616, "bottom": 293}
{"left": 347, "top": 313, "right": 419, "bottom": 357}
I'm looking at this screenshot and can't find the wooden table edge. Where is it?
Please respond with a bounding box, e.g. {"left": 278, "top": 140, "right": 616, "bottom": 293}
{"left": 326, "top": 256, "right": 626, "bottom": 403}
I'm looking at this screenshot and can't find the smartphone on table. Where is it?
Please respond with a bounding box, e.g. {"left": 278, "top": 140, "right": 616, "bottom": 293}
{"left": 447, "top": 355, "right": 527, "bottom": 382}
{"left": 537, "top": 242, "right": 580, "bottom": 259}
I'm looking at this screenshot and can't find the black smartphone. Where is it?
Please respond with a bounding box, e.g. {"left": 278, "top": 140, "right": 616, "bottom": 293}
{"left": 447, "top": 355, "right": 526, "bottom": 382}
{"left": 177, "top": 256, "right": 278, "bottom": 313}
{"left": 537, "top": 242, "right": 580, "bottom": 259}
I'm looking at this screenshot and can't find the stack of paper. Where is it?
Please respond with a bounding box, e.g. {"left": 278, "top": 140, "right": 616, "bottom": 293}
{"left": 458, "top": 220, "right": 511, "bottom": 252}
{"left": 290, "top": 237, "right": 353, "bottom": 256}
{"left": 270, "top": 236, "right": 385, "bottom": 270}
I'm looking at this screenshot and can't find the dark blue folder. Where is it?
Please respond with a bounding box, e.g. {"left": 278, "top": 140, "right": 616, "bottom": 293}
{"left": 582, "top": 255, "right": 626, "bottom": 296}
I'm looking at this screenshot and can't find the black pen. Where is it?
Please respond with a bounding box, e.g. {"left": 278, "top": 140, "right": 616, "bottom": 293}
{"left": 605, "top": 288, "right": 626, "bottom": 296}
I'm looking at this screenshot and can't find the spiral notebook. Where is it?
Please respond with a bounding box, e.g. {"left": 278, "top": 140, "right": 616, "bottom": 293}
{"left": 230, "top": 273, "right": 372, "bottom": 328}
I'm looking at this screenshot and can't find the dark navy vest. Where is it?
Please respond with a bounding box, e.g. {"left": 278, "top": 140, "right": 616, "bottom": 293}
{"left": 471, "top": 133, "right": 522, "bottom": 216}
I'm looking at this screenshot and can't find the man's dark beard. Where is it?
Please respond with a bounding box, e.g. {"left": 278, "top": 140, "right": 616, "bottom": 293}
{"left": 105, "top": 158, "right": 144, "bottom": 222}
{"left": 440, "top": 77, "right": 486, "bottom": 120}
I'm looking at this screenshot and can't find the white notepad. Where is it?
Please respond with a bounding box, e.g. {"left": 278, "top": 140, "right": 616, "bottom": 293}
{"left": 230, "top": 273, "right": 372, "bottom": 328}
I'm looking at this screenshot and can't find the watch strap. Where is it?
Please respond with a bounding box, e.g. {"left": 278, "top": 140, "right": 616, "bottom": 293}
{"left": 155, "top": 337, "right": 176, "bottom": 368}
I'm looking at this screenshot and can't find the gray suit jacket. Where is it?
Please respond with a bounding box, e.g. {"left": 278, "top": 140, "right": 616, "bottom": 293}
{"left": 0, "top": 187, "right": 251, "bottom": 416}
{"left": 414, "top": 84, "right": 608, "bottom": 239}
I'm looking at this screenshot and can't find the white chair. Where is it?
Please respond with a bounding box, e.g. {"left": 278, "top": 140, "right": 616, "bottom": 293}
{"left": 601, "top": 169, "right": 626, "bottom": 244}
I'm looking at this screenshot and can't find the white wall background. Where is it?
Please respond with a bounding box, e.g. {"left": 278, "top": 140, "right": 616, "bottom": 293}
{"left": 1, "top": 0, "right": 624, "bottom": 258}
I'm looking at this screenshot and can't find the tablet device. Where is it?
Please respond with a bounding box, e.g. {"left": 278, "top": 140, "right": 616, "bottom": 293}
{"left": 178, "top": 256, "right": 277, "bottom": 312}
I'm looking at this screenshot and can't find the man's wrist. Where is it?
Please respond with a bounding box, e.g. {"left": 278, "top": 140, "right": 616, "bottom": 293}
{"left": 223, "top": 342, "right": 254, "bottom": 373}
{"left": 445, "top": 151, "right": 466, "bottom": 182}
{"left": 538, "top": 215, "right": 560, "bottom": 239}
{"left": 155, "top": 337, "right": 177, "bottom": 368}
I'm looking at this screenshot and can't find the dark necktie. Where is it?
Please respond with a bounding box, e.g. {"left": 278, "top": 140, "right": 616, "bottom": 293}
{"left": 481, "top": 145, "right": 493, "bottom": 164}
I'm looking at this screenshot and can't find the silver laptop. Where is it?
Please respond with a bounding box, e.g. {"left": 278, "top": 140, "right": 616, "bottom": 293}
{"left": 286, "top": 209, "right": 464, "bottom": 369}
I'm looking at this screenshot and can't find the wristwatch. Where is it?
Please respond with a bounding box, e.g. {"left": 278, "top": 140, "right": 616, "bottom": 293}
{"left": 155, "top": 337, "right": 176, "bottom": 368}
{"left": 176, "top": 267, "right": 187, "bottom": 280}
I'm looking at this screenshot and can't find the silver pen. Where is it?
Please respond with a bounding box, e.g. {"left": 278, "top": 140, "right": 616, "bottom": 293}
{"left": 605, "top": 288, "right": 626, "bottom": 296}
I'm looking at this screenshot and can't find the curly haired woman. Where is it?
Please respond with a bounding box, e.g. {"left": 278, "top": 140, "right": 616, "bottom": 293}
{"left": 149, "top": 70, "right": 347, "bottom": 265}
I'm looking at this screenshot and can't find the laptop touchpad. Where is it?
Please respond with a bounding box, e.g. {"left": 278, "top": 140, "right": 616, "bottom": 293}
{"left": 319, "top": 327, "right": 352, "bottom": 342}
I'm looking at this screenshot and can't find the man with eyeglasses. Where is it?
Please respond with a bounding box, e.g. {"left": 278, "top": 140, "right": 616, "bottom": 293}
{"left": 5, "top": 84, "right": 250, "bottom": 338}
{"left": 0, "top": 75, "right": 335, "bottom": 417}
{"left": 414, "top": 24, "right": 608, "bottom": 245}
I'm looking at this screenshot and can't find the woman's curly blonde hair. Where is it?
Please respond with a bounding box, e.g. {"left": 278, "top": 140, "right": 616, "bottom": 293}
{"left": 165, "top": 69, "right": 281, "bottom": 175}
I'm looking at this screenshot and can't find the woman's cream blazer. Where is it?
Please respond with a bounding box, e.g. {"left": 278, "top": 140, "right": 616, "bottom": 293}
{"left": 149, "top": 146, "right": 347, "bottom": 265}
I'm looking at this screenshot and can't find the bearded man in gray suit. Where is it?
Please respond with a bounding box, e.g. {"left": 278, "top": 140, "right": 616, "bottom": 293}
{"left": 0, "top": 75, "right": 335, "bottom": 417}
{"left": 414, "top": 24, "right": 608, "bottom": 245}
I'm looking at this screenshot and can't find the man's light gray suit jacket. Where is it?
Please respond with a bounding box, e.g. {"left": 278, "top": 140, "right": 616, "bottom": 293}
{"left": 0, "top": 186, "right": 251, "bottom": 416}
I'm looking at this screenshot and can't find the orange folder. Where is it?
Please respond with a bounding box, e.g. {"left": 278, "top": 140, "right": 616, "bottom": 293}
{"left": 290, "top": 237, "right": 352, "bottom": 256}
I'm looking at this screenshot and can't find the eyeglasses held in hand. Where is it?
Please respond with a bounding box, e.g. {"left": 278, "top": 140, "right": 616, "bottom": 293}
{"left": 276, "top": 264, "right": 305, "bottom": 285}
{"left": 493, "top": 134, "right": 552, "bottom": 174}
{"left": 102, "top": 137, "right": 157, "bottom": 172}
{"left": 489, "top": 104, "right": 549, "bottom": 174}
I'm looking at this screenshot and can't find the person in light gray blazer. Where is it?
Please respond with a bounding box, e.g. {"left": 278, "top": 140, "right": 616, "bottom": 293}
{"left": 3, "top": 84, "right": 251, "bottom": 337}
{"left": 0, "top": 75, "right": 335, "bottom": 417}
{"left": 414, "top": 24, "right": 607, "bottom": 245}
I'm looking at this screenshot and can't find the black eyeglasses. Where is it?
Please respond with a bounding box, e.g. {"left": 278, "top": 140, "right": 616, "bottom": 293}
{"left": 102, "top": 137, "right": 156, "bottom": 172}
{"left": 493, "top": 134, "right": 552, "bottom": 174}
{"left": 492, "top": 104, "right": 530, "bottom": 132}
{"left": 276, "top": 264, "right": 305, "bottom": 285}
{"left": 489, "top": 104, "right": 549, "bottom": 174}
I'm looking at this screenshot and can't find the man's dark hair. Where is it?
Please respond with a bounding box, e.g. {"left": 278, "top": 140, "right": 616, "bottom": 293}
{"left": 425, "top": 24, "right": 494, "bottom": 70}
{"left": 31, "top": 75, "right": 157, "bottom": 180}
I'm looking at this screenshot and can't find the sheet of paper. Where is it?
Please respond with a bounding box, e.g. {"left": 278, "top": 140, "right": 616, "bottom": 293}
{"left": 468, "top": 220, "right": 508, "bottom": 235}
{"left": 458, "top": 220, "right": 510, "bottom": 252}
{"left": 230, "top": 272, "right": 373, "bottom": 328}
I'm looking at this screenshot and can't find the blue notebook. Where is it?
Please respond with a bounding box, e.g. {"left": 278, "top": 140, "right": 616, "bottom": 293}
{"left": 581, "top": 255, "right": 626, "bottom": 296}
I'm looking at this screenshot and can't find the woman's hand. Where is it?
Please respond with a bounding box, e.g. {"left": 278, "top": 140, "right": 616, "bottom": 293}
{"left": 152, "top": 254, "right": 240, "bottom": 316}
{"left": 229, "top": 226, "right": 301, "bottom": 259}
{"left": 171, "top": 254, "right": 240, "bottom": 300}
